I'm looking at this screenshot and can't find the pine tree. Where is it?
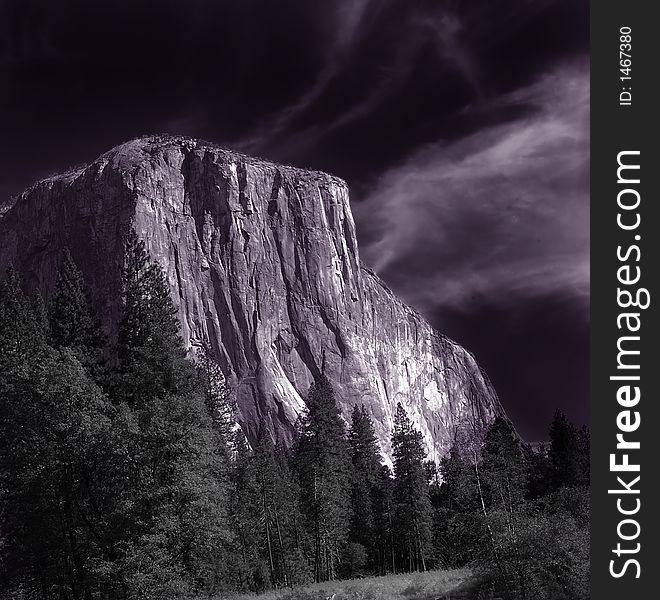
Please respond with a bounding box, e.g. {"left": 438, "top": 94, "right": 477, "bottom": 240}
{"left": 526, "top": 442, "right": 550, "bottom": 499}
{"left": 226, "top": 428, "right": 310, "bottom": 592}
{"left": 433, "top": 445, "right": 482, "bottom": 568}
{"left": 294, "top": 375, "right": 352, "bottom": 582}
{"left": 438, "top": 446, "right": 474, "bottom": 512}
{"left": 49, "top": 249, "right": 106, "bottom": 379}
{"left": 480, "top": 417, "right": 529, "bottom": 599}
{"left": 482, "top": 418, "right": 527, "bottom": 505}
{"left": 50, "top": 250, "right": 100, "bottom": 348}
{"left": 229, "top": 432, "right": 269, "bottom": 591}
{"left": 347, "top": 404, "right": 382, "bottom": 575}
{"left": 251, "top": 426, "right": 308, "bottom": 588}
{"left": 576, "top": 425, "right": 590, "bottom": 487}
{"left": 0, "top": 270, "right": 118, "bottom": 599}
{"left": 272, "top": 441, "right": 310, "bottom": 585}
{"left": 0, "top": 351, "right": 114, "bottom": 598}
{"left": 548, "top": 410, "right": 581, "bottom": 490}
{"left": 372, "top": 465, "right": 396, "bottom": 575}
{"left": 349, "top": 405, "right": 381, "bottom": 485}
{"left": 114, "top": 230, "right": 192, "bottom": 406}
{"left": 391, "top": 403, "right": 433, "bottom": 573}
{"left": 106, "top": 232, "right": 231, "bottom": 596}
{"left": 0, "top": 267, "right": 48, "bottom": 367}
{"left": 0, "top": 271, "right": 50, "bottom": 594}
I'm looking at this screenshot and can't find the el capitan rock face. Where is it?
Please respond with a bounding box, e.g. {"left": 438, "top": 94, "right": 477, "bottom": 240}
{"left": 0, "top": 136, "right": 502, "bottom": 462}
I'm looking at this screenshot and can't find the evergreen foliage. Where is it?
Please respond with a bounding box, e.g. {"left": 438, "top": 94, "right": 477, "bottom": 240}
{"left": 293, "top": 375, "right": 352, "bottom": 583}
{"left": 391, "top": 403, "right": 433, "bottom": 573}
{"left": 226, "top": 426, "right": 308, "bottom": 592}
{"left": 346, "top": 404, "right": 381, "bottom": 575}
{"left": 114, "top": 231, "right": 191, "bottom": 406}
{"left": 0, "top": 240, "right": 231, "bottom": 599}
{"left": 0, "top": 249, "right": 590, "bottom": 599}
{"left": 548, "top": 409, "right": 583, "bottom": 490}
{"left": 0, "top": 267, "right": 48, "bottom": 366}
{"left": 0, "top": 268, "right": 116, "bottom": 598}
{"left": 435, "top": 415, "right": 589, "bottom": 600}
{"left": 108, "top": 233, "right": 230, "bottom": 596}
{"left": 50, "top": 250, "right": 103, "bottom": 351}
{"left": 372, "top": 465, "right": 396, "bottom": 575}
{"left": 49, "top": 249, "right": 107, "bottom": 384}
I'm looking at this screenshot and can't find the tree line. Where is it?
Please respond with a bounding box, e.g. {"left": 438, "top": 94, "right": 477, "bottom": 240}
{"left": 0, "top": 238, "right": 589, "bottom": 599}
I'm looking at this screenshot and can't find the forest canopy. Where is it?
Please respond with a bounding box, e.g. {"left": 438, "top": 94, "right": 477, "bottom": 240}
{"left": 0, "top": 241, "right": 589, "bottom": 600}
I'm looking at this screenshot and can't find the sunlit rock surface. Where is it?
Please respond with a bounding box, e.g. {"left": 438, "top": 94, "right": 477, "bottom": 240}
{"left": 0, "top": 136, "right": 502, "bottom": 462}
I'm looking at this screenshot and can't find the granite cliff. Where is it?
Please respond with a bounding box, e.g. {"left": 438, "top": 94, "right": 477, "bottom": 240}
{"left": 0, "top": 136, "right": 502, "bottom": 462}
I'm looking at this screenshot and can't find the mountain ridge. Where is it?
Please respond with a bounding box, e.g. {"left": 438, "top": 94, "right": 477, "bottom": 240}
{"left": 0, "top": 135, "right": 503, "bottom": 463}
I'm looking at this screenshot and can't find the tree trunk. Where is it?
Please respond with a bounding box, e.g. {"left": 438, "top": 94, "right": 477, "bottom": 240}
{"left": 314, "top": 470, "right": 321, "bottom": 583}
{"left": 273, "top": 508, "right": 289, "bottom": 587}
{"left": 262, "top": 480, "right": 276, "bottom": 588}
{"left": 503, "top": 465, "right": 526, "bottom": 600}
{"left": 474, "top": 455, "right": 509, "bottom": 596}
{"left": 61, "top": 477, "right": 92, "bottom": 600}
{"left": 388, "top": 501, "right": 395, "bottom": 574}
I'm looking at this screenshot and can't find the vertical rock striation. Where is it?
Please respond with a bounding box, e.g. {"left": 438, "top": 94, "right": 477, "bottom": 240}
{"left": 0, "top": 136, "right": 502, "bottom": 463}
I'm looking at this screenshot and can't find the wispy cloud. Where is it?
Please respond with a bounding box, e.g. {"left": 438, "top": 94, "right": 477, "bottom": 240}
{"left": 415, "top": 11, "right": 483, "bottom": 98}
{"left": 238, "top": 0, "right": 377, "bottom": 154}
{"left": 355, "top": 62, "right": 589, "bottom": 315}
{"left": 237, "top": 1, "right": 486, "bottom": 160}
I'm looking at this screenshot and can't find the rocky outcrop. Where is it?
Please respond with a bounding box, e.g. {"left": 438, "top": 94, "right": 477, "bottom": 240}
{"left": 0, "top": 136, "right": 502, "bottom": 463}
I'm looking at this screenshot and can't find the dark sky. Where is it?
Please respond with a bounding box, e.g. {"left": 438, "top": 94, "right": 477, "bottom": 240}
{"left": 0, "top": 0, "right": 589, "bottom": 441}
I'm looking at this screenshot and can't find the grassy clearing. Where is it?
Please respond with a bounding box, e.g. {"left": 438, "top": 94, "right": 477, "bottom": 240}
{"left": 217, "top": 569, "right": 473, "bottom": 600}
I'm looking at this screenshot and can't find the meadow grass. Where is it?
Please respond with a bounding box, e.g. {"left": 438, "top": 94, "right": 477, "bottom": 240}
{"left": 216, "top": 569, "right": 473, "bottom": 600}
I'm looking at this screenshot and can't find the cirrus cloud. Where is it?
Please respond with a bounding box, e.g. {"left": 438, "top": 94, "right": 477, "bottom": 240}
{"left": 355, "top": 62, "right": 589, "bottom": 316}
